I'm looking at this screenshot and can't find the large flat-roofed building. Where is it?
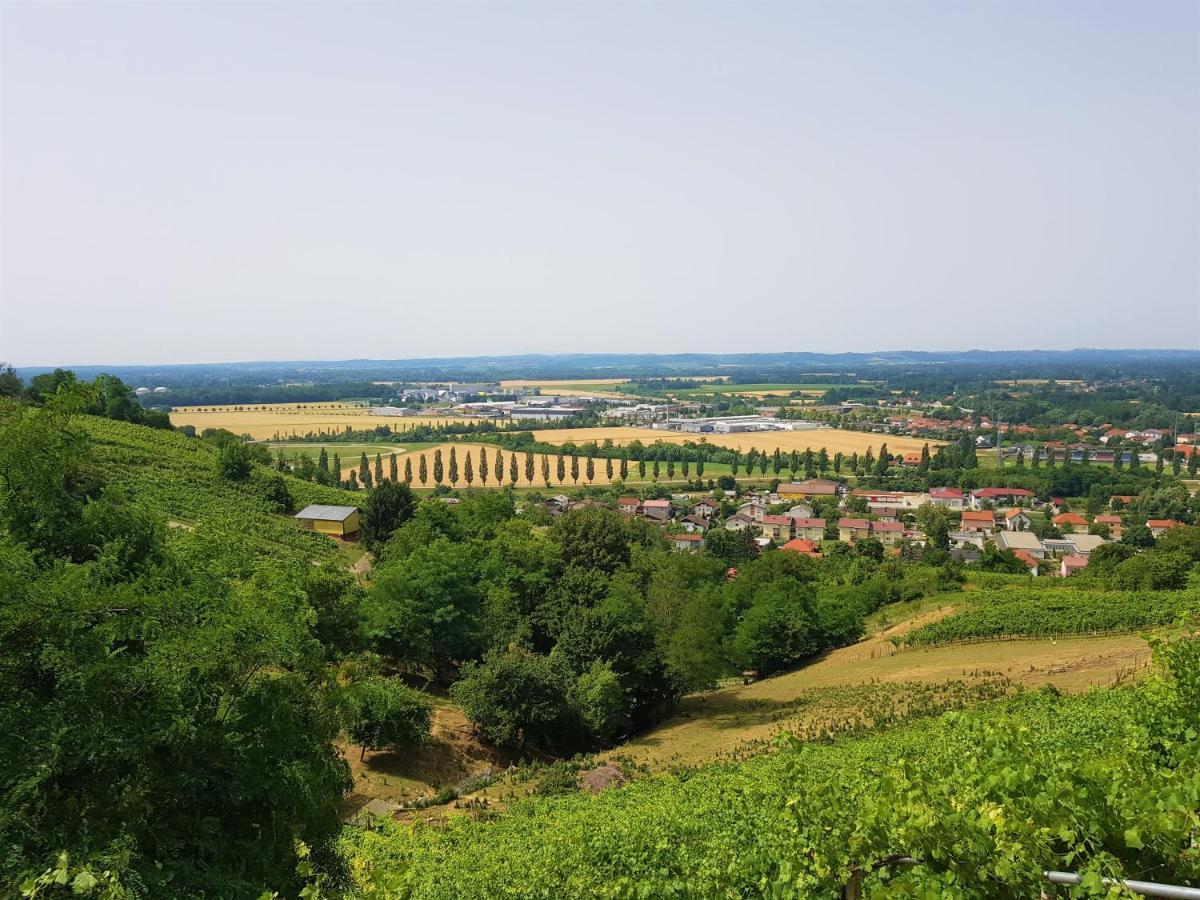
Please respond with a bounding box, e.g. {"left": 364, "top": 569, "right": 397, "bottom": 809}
{"left": 294, "top": 504, "right": 360, "bottom": 539}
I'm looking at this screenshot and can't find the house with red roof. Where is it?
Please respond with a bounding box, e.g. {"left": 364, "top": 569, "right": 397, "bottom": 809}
{"left": 639, "top": 499, "right": 674, "bottom": 522}
{"left": 1060, "top": 555, "right": 1089, "bottom": 577}
{"left": 1013, "top": 549, "right": 1041, "bottom": 576}
{"left": 960, "top": 510, "right": 996, "bottom": 533}
{"left": 759, "top": 514, "right": 793, "bottom": 543}
{"left": 872, "top": 520, "right": 905, "bottom": 545}
{"left": 781, "top": 538, "right": 822, "bottom": 558}
{"left": 1052, "top": 512, "right": 1089, "bottom": 533}
{"left": 837, "top": 518, "right": 872, "bottom": 544}
{"left": 1147, "top": 519, "right": 1183, "bottom": 538}
{"left": 970, "top": 488, "right": 1034, "bottom": 509}
{"left": 669, "top": 533, "right": 704, "bottom": 551}
{"left": 1004, "top": 508, "right": 1034, "bottom": 532}
{"left": 928, "top": 486, "right": 965, "bottom": 510}
{"left": 790, "top": 518, "right": 827, "bottom": 541}
{"left": 1093, "top": 514, "right": 1123, "bottom": 539}
{"left": 617, "top": 496, "right": 640, "bottom": 515}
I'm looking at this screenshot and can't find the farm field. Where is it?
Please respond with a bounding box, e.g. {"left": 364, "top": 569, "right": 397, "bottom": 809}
{"left": 668, "top": 382, "right": 835, "bottom": 397}
{"left": 499, "top": 378, "right": 636, "bottom": 398}
{"left": 532, "top": 425, "right": 937, "bottom": 458}
{"left": 169, "top": 403, "right": 479, "bottom": 440}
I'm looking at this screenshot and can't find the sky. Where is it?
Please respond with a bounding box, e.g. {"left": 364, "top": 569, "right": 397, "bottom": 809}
{"left": 2, "top": 1, "right": 1198, "bottom": 367}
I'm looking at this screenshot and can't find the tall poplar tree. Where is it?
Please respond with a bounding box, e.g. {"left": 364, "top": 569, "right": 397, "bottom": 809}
{"left": 606, "top": 457, "right": 614, "bottom": 481}
{"left": 404, "top": 457, "right": 413, "bottom": 484}
{"left": 463, "top": 450, "right": 474, "bottom": 486}
{"left": 479, "top": 447, "right": 489, "bottom": 485}
{"left": 419, "top": 454, "right": 428, "bottom": 485}
{"left": 334, "top": 452, "right": 342, "bottom": 481}
{"left": 509, "top": 452, "right": 519, "bottom": 485}
{"left": 570, "top": 455, "right": 580, "bottom": 484}
{"left": 448, "top": 447, "right": 458, "bottom": 484}
{"left": 495, "top": 449, "right": 504, "bottom": 484}
{"left": 433, "top": 449, "right": 443, "bottom": 484}
{"left": 541, "top": 454, "right": 551, "bottom": 487}
{"left": 620, "top": 457, "right": 628, "bottom": 479}
{"left": 586, "top": 456, "right": 595, "bottom": 483}
{"left": 556, "top": 455, "right": 566, "bottom": 484}
{"left": 695, "top": 457, "right": 704, "bottom": 478}
{"left": 318, "top": 447, "right": 329, "bottom": 472}
{"left": 525, "top": 451, "right": 535, "bottom": 483}
{"left": 389, "top": 453, "right": 398, "bottom": 482}
{"left": 359, "top": 453, "right": 370, "bottom": 485}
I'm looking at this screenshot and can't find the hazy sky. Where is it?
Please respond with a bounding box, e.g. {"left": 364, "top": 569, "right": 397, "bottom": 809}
{"left": 2, "top": 1, "right": 1198, "bottom": 366}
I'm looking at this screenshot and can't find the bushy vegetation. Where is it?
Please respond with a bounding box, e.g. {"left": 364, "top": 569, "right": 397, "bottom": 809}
{"left": 337, "top": 637, "right": 1200, "bottom": 898}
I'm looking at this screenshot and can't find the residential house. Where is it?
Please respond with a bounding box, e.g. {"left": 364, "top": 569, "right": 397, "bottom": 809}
{"left": 737, "top": 499, "right": 768, "bottom": 523}
{"left": 781, "top": 538, "right": 822, "bottom": 558}
{"left": 960, "top": 510, "right": 995, "bottom": 533}
{"left": 690, "top": 499, "right": 719, "bottom": 519}
{"left": 838, "top": 518, "right": 871, "bottom": 544}
{"left": 294, "top": 504, "right": 360, "bottom": 539}
{"left": 1052, "top": 513, "right": 1089, "bottom": 534}
{"left": 928, "top": 486, "right": 965, "bottom": 510}
{"left": 681, "top": 514, "right": 710, "bottom": 533}
{"left": 790, "top": 518, "right": 827, "bottom": 541}
{"left": 778, "top": 478, "right": 842, "bottom": 500}
{"left": 617, "top": 496, "right": 641, "bottom": 516}
{"left": 970, "top": 487, "right": 1035, "bottom": 509}
{"left": 723, "top": 514, "right": 756, "bottom": 531}
{"left": 1003, "top": 508, "right": 1034, "bottom": 532}
{"left": 994, "top": 531, "right": 1046, "bottom": 559}
{"left": 1060, "top": 555, "right": 1089, "bottom": 577}
{"left": 1093, "top": 514, "right": 1123, "bottom": 539}
{"left": 760, "top": 514, "right": 793, "bottom": 543}
{"left": 670, "top": 533, "right": 705, "bottom": 551}
{"left": 873, "top": 507, "right": 902, "bottom": 524}
{"left": 1147, "top": 519, "right": 1183, "bottom": 538}
{"left": 949, "top": 531, "right": 986, "bottom": 549}
{"left": 872, "top": 520, "right": 905, "bottom": 545}
{"left": 640, "top": 499, "right": 674, "bottom": 522}
{"left": 1013, "top": 549, "right": 1041, "bottom": 576}
{"left": 785, "top": 503, "right": 814, "bottom": 520}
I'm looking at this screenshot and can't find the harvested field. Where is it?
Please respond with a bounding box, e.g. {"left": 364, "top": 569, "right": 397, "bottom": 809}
{"left": 169, "top": 403, "right": 478, "bottom": 440}
{"left": 532, "top": 425, "right": 936, "bottom": 458}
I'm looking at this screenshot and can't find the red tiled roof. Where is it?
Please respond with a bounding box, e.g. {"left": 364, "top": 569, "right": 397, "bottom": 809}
{"left": 1062, "top": 554, "right": 1089, "bottom": 571}
{"left": 929, "top": 486, "right": 963, "bottom": 499}
{"left": 1094, "top": 515, "right": 1121, "bottom": 524}
{"left": 961, "top": 511, "right": 995, "bottom": 523}
{"left": 781, "top": 538, "right": 822, "bottom": 556}
{"left": 672, "top": 533, "right": 703, "bottom": 542}
{"left": 972, "top": 487, "right": 1034, "bottom": 499}
{"left": 1004, "top": 508, "right": 1030, "bottom": 520}
{"left": 872, "top": 521, "right": 904, "bottom": 532}
{"left": 838, "top": 518, "right": 870, "bottom": 529}
{"left": 1013, "top": 549, "right": 1039, "bottom": 569}
{"left": 761, "top": 515, "right": 791, "bottom": 526}
{"left": 1147, "top": 519, "right": 1182, "bottom": 529}
{"left": 1053, "top": 513, "right": 1088, "bottom": 526}
{"left": 790, "top": 518, "right": 826, "bottom": 528}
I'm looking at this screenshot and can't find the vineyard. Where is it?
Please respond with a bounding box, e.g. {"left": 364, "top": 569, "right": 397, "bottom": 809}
{"left": 81, "top": 416, "right": 360, "bottom": 568}
{"left": 337, "top": 637, "right": 1200, "bottom": 898}
{"left": 903, "top": 588, "right": 1200, "bottom": 645}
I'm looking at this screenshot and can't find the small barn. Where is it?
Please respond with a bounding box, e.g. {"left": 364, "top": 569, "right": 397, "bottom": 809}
{"left": 294, "top": 504, "right": 360, "bottom": 539}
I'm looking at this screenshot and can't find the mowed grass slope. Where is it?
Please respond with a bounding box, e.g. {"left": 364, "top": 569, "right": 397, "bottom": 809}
{"left": 533, "top": 425, "right": 937, "bottom": 458}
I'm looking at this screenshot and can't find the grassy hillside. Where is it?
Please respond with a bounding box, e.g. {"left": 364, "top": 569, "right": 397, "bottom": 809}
{"left": 81, "top": 416, "right": 361, "bottom": 568}
{"left": 338, "top": 657, "right": 1200, "bottom": 898}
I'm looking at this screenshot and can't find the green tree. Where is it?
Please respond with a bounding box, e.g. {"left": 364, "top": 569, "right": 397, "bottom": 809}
{"left": 586, "top": 456, "right": 596, "bottom": 483}
{"left": 542, "top": 453, "right": 551, "bottom": 487}
{"left": 448, "top": 447, "right": 459, "bottom": 485}
{"left": 217, "top": 440, "right": 253, "bottom": 481}
{"left": 419, "top": 453, "right": 428, "bottom": 486}
{"left": 620, "top": 456, "right": 629, "bottom": 479}
{"left": 550, "top": 507, "right": 632, "bottom": 574}
{"left": 359, "top": 452, "right": 370, "bottom": 486}
{"left": 389, "top": 453, "right": 398, "bottom": 482}
{"left": 450, "top": 650, "right": 572, "bottom": 751}
{"left": 404, "top": 457, "right": 413, "bottom": 484}
{"left": 571, "top": 454, "right": 580, "bottom": 484}
{"left": 343, "top": 676, "right": 432, "bottom": 760}
{"left": 556, "top": 455, "right": 566, "bottom": 485}
{"left": 463, "top": 449, "right": 475, "bottom": 487}
{"left": 361, "top": 481, "right": 417, "bottom": 550}
{"left": 433, "top": 449, "right": 444, "bottom": 484}
{"left": 374, "top": 453, "right": 384, "bottom": 483}
{"left": 479, "top": 447, "right": 489, "bottom": 484}
{"left": 509, "top": 451, "right": 519, "bottom": 485}
{"left": 525, "top": 451, "right": 535, "bottom": 484}
{"left": 495, "top": 448, "right": 504, "bottom": 484}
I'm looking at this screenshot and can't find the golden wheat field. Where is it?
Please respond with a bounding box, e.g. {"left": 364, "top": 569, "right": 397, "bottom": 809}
{"left": 352, "top": 443, "right": 655, "bottom": 489}
{"left": 531, "top": 425, "right": 937, "bottom": 457}
{"left": 169, "top": 404, "right": 478, "bottom": 441}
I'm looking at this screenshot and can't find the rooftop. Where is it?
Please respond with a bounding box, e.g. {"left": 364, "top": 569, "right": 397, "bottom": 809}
{"left": 294, "top": 504, "right": 359, "bottom": 522}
